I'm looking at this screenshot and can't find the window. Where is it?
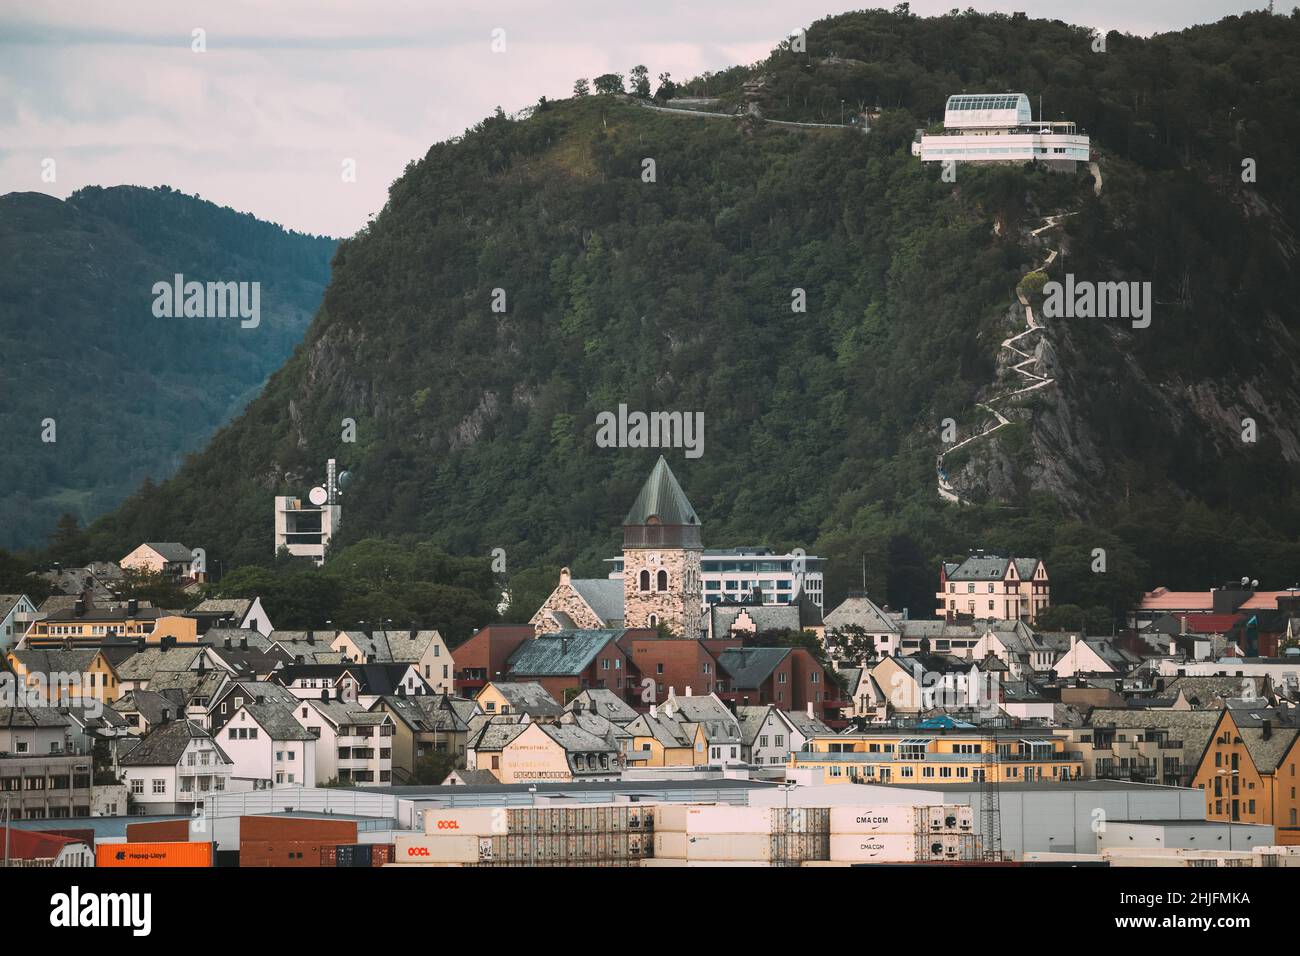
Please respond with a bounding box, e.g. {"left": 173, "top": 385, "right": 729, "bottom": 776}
{"left": 131, "top": 779, "right": 143, "bottom": 794}
{"left": 152, "top": 779, "right": 165, "bottom": 794}
{"left": 639, "top": 570, "right": 650, "bottom": 592}
{"left": 657, "top": 570, "right": 668, "bottom": 591}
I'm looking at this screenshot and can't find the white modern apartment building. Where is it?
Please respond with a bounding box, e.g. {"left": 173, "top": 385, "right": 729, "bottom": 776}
{"left": 606, "top": 547, "right": 823, "bottom": 610}
{"left": 273, "top": 459, "right": 342, "bottom": 566}
{"left": 912, "top": 93, "right": 1090, "bottom": 171}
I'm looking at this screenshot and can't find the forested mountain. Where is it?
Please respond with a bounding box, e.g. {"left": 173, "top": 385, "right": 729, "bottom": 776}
{"left": 49, "top": 8, "right": 1300, "bottom": 621}
{"left": 0, "top": 186, "right": 336, "bottom": 549}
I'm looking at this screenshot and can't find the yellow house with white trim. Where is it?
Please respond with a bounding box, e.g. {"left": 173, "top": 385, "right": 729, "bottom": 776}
{"left": 791, "top": 727, "right": 1083, "bottom": 785}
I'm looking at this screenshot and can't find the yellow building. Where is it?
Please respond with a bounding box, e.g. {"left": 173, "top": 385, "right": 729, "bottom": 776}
{"left": 474, "top": 681, "right": 563, "bottom": 719}
{"left": 6, "top": 648, "right": 121, "bottom": 704}
{"left": 625, "top": 711, "right": 697, "bottom": 766}
{"left": 791, "top": 726, "right": 1083, "bottom": 785}
{"left": 468, "top": 721, "right": 619, "bottom": 783}
{"left": 25, "top": 600, "right": 197, "bottom": 647}
{"left": 1192, "top": 708, "right": 1300, "bottom": 828}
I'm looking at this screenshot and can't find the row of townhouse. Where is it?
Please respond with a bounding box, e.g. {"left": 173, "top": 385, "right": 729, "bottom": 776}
{"left": 461, "top": 680, "right": 830, "bottom": 783}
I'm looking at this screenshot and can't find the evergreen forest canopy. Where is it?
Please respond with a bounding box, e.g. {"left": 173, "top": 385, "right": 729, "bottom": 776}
{"left": 0, "top": 185, "right": 336, "bottom": 550}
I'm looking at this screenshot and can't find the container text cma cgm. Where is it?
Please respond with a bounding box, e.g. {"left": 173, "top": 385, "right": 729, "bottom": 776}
{"left": 912, "top": 93, "right": 1090, "bottom": 171}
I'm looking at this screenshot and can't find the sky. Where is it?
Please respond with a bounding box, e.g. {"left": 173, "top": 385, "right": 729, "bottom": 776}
{"left": 0, "top": 0, "right": 1264, "bottom": 237}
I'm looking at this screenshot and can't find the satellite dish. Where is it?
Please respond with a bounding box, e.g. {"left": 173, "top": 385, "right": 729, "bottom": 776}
{"left": 337, "top": 470, "right": 354, "bottom": 492}
{"left": 308, "top": 486, "right": 328, "bottom": 506}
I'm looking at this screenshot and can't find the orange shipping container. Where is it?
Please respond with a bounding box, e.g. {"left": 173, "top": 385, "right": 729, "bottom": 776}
{"left": 97, "top": 841, "right": 212, "bottom": 868}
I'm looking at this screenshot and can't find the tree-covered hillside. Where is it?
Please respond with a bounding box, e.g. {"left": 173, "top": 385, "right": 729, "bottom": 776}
{"left": 49, "top": 8, "right": 1300, "bottom": 621}
{"left": 0, "top": 186, "right": 336, "bottom": 549}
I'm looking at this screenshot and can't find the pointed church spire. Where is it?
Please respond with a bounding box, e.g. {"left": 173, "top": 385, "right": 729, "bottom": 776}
{"left": 623, "top": 456, "right": 700, "bottom": 527}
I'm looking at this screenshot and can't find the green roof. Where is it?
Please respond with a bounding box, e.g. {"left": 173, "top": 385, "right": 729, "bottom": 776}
{"left": 623, "top": 456, "right": 699, "bottom": 526}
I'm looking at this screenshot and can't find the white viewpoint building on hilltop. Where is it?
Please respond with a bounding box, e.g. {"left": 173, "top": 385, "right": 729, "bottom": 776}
{"left": 912, "top": 93, "right": 1090, "bottom": 171}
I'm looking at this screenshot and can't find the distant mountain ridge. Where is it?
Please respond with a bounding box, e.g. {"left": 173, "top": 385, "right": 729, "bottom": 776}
{"left": 0, "top": 185, "right": 336, "bottom": 549}
{"left": 55, "top": 9, "right": 1300, "bottom": 614}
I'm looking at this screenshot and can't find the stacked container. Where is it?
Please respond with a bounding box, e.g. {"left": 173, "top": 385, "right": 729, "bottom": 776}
{"left": 828, "top": 805, "right": 977, "bottom": 863}
{"left": 651, "top": 805, "right": 830, "bottom": 867}
{"left": 390, "top": 804, "right": 654, "bottom": 867}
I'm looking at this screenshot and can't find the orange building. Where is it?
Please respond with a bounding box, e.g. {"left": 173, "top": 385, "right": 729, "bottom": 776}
{"left": 1192, "top": 708, "right": 1300, "bottom": 829}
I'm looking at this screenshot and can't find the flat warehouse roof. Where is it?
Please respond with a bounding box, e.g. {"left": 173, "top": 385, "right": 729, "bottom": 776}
{"left": 370, "top": 778, "right": 780, "bottom": 798}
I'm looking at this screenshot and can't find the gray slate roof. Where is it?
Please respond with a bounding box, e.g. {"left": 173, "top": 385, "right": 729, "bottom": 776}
{"left": 824, "top": 594, "right": 899, "bottom": 633}
{"left": 568, "top": 580, "right": 625, "bottom": 624}
{"left": 506, "top": 630, "right": 621, "bottom": 678}
{"left": 944, "top": 555, "right": 1040, "bottom": 582}
{"left": 240, "top": 701, "right": 316, "bottom": 740}
{"left": 139, "top": 542, "right": 193, "bottom": 562}
{"left": 716, "top": 647, "right": 791, "bottom": 688}
{"left": 486, "top": 681, "right": 563, "bottom": 716}
{"left": 711, "top": 604, "right": 801, "bottom": 636}
{"left": 566, "top": 688, "right": 638, "bottom": 724}
{"left": 119, "top": 719, "right": 229, "bottom": 767}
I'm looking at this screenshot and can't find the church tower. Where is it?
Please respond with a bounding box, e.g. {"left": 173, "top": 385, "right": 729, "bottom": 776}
{"left": 622, "top": 456, "right": 703, "bottom": 638}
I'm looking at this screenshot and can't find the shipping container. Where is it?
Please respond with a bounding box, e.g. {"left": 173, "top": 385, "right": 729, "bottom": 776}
{"left": 96, "top": 841, "right": 212, "bottom": 868}
{"left": 829, "top": 833, "right": 919, "bottom": 863}
{"left": 655, "top": 805, "right": 773, "bottom": 835}
{"left": 423, "top": 807, "right": 505, "bottom": 837}
{"left": 371, "top": 843, "right": 395, "bottom": 867}
{"left": 395, "top": 834, "right": 487, "bottom": 864}
{"left": 654, "top": 831, "right": 772, "bottom": 862}
{"left": 241, "top": 816, "right": 358, "bottom": 844}
{"left": 829, "top": 805, "right": 924, "bottom": 834}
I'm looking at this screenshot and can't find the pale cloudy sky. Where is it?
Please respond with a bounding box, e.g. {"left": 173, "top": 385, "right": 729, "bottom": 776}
{"left": 0, "top": 0, "right": 1261, "bottom": 237}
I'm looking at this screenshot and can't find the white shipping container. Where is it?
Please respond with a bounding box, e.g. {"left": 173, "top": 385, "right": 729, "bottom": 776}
{"left": 923, "top": 805, "right": 974, "bottom": 832}
{"left": 654, "top": 831, "right": 772, "bottom": 861}
{"left": 829, "top": 806, "right": 923, "bottom": 834}
{"left": 655, "top": 805, "right": 773, "bottom": 835}
{"left": 423, "top": 807, "right": 505, "bottom": 836}
{"left": 395, "top": 834, "right": 488, "bottom": 864}
{"left": 829, "top": 833, "right": 918, "bottom": 863}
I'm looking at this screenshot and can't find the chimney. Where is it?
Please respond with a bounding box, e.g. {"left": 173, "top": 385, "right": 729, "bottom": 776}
{"left": 256, "top": 695, "right": 265, "bottom": 705}
{"left": 807, "top": 701, "right": 814, "bottom": 719}
{"left": 1263, "top": 719, "right": 1272, "bottom": 740}
{"left": 560, "top": 567, "right": 572, "bottom": 586}
{"left": 127, "top": 598, "right": 138, "bottom": 615}
{"left": 307, "top": 633, "right": 316, "bottom": 645}
{"left": 321, "top": 688, "right": 330, "bottom": 702}
{"left": 74, "top": 598, "right": 85, "bottom": 617}
{"left": 685, "top": 685, "right": 692, "bottom": 697}
{"left": 561, "top": 636, "right": 568, "bottom": 655}
{"left": 1180, "top": 615, "right": 1188, "bottom": 636}
{"left": 295, "top": 655, "right": 304, "bottom": 665}
{"left": 240, "top": 637, "right": 248, "bottom": 651}
{"left": 649, "top": 704, "right": 658, "bottom": 718}
{"left": 160, "top": 707, "right": 171, "bottom": 723}
{"left": 224, "top": 636, "right": 232, "bottom": 650}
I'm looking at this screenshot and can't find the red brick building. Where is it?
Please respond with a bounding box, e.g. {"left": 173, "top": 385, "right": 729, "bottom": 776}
{"left": 714, "top": 645, "right": 832, "bottom": 719}
{"left": 619, "top": 635, "right": 741, "bottom": 704}
{"left": 451, "top": 625, "right": 534, "bottom": 696}
{"left": 504, "top": 629, "right": 649, "bottom": 706}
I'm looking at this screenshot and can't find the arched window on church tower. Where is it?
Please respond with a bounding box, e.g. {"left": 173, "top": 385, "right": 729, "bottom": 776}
{"left": 657, "top": 569, "right": 668, "bottom": 592}
{"left": 649, "top": 614, "right": 658, "bottom": 627}
{"left": 639, "top": 569, "right": 650, "bottom": 592}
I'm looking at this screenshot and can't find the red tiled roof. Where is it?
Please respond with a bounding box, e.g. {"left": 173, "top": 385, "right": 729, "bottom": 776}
{"left": 0, "top": 827, "right": 85, "bottom": 861}
{"left": 1139, "top": 590, "right": 1214, "bottom": 611}
{"left": 1177, "top": 614, "right": 1246, "bottom": 634}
